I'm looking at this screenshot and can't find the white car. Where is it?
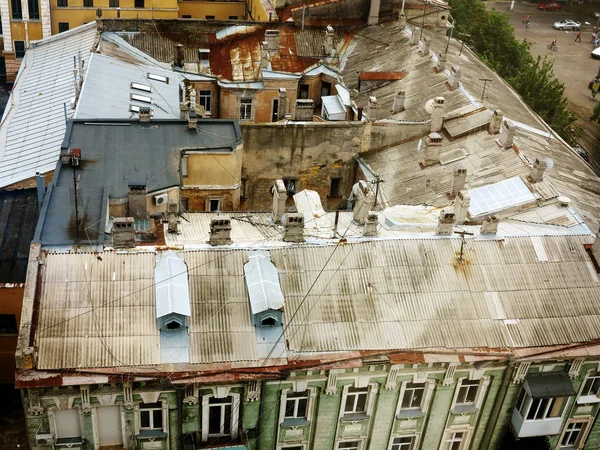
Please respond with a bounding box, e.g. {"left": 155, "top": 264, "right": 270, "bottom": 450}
{"left": 553, "top": 19, "right": 581, "bottom": 30}
{"left": 592, "top": 47, "right": 600, "bottom": 59}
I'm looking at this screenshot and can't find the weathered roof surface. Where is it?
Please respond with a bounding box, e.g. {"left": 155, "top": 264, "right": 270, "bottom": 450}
{"left": 274, "top": 235, "right": 600, "bottom": 354}
{"left": 360, "top": 126, "right": 600, "bottom": 228}
{"left": 39, "top": 119, "right": 242, "bottom": 245}
{"left": 359, "top": 71, "right": 407, "bottom": 81}
{"left": 75, "top": 53, "right": 183, "bottom": 120}
{"left": 186, "top": 250, "right": 259, "bottom": 364}
{"left": 0, "top": 189, "right": 38, "bottom": 283}
{"left": 155, "top": 251, "right": 191, "bottom": 319}
{"left": 244, "top": 250, "right": 285, "bottom": 314}
{"left": 36, "top": 252, "right": 160, "bottom": 370}
{"left": 0, "top": 23, "right": 97, "bottom": 188}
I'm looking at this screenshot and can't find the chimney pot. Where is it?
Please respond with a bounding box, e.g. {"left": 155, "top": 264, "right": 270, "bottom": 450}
{"left": 437, "top": 53, "right": 447, "bottom": 71}
{"left": 167, "top": 199, "right": 179, "bottom": 234}
{"left": 448, "top": 65, "right": 461, "bottom": 89}
{"left": 529, "top": 157, "right": 548, "bottom": 183}
{"left": 430, "top": 96, "right": 445, "bottom": 132}
{"left": 113, "top": 217, "right": 136, "bottom": 248}
{"left": 498, "top": 119, "right": 515, "bottom": 148}
{"left": 139, "top": 107, "right": 151, "bottom": 122}
{"left": 260, "top": 41, "right": 271, "bottom": 69}
{"left": 411, "top": 27, "right": 420, "bottom": 45}
{"left": 272, "top": 179, "right": 287, "bottom": 223}
{"left": 398, "top": 12, "right": 407, "bottom": 28}
{"left": 188, "top": 109, "right": 198, "bottom": 130}
{"left": 362, "top": 211, "right": 379, "bottom": 236}
{"left": 480, "top": 215, "right": 499, "bottom": 235}
{"left": 420, "top": 37, "right": 430, "bottom": 56}
{"left": 128, "top": 184, "right": 148, "bottom": 219}
{"left": 282, "top": 213, "right": 305, "bottom": 242}
{"left": 277, "top": 88, "right": 287, "bottom": 121}
{"left": 392, "top": 89, "right": 406, "bottom": 113}
{"left": 265, "top": 30, "right": 281, "bottom": 55}
{"left": 368, "top": 0, "right": 381, "bottom": 25}
{"left": 450, "top": 166, "right": 467, "bottom": 197}
{"left": 489, "top": 109, "right": 503, "bottom": 134}
{"left": 294, "top": 99, "right": 314, "bottom": 121}
{"left": 368, "top": 96, "right": 378, "bottom": 122}
{"left": 436, "top": 209, "right": 456, "bottom": 235}
{"left": 175, "top": 44, "right": 185, "bottom": 68}
{"left": 353, "top": 180, "right": 376, "bottom": 224}
{"left": 422, "top": 132, "right": 443, "bottom": 167}
{"left": 209, "top": 216, "right": 233, "bottom": 245}
{"left": 324, "top": 25, "right": 335, "bottom": 56}
{"left": 454, "top": 190, "right": 471, "bottom": 224}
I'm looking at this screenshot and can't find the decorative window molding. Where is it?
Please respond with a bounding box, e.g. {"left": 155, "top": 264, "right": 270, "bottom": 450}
{"left": 388, "top": 434, "right": 420, "bottom": 450}
{"left": 184, "top": 384, "right": 198, "bottom": 405}
{"left": 577, "top": 374, "right": 600, "bottom": 404}
{"left": 278, "top": 386, "right": 317, "bottom": 427}
{"left": 559, "top": 417, "right": 593, "bottom": 449}
{"left": 339, "top": 382, "right": 378, "bottom": 422}
{"left": 201, "top": 392, "right": 240, "bottom": 442}
{"left": 450, "top": 377, "right": 489, "bottom": 414}
{"left": 569, "top": 358, "right": 585, "bottom": 379}
{"left": 326, "top": 370, "right": 339, "bottom": 395}
{"left": 245, "top": 380, "right": 261, "bottom": 403}
{"left": 515, "top": 388, "right": 569, "bottom": 421}
{"left": 396, "top": 379, "right": 435, "bottom": 419}
{"left": 385, "top": 365, "right": 401, "bottom": 390}
{"left": 27, "top": 388, "right": 44, "bottom": 415}
{"left": 81, "top": 385, "right": 92, "bottom": 414}
{"left": 512, "top": 362, "right": 531, "bottom": 384}
{"left": 443, "top": 363, "right": 458, "bottom": 386}
{"left": 440, "top": 426, "right": 473, "bottom": 450}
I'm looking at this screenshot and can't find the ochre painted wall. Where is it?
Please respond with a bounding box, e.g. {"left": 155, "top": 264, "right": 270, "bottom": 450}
{"left": 178, "top": 2, "right": 245, "bottom": 20}
{"left": 0, "top": 287, "right": 25, "bottom": 383}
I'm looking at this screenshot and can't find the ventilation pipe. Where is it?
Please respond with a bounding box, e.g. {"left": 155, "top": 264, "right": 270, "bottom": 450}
{"left": 368, "top": 96, "right": 378, "bottom": 122}
{"left": 411, "top": 28, "right": 420, "bottom": 45}
{"left": 420, "top": 38, "right": 430, "bottom": 56}
{"left": 167, "top": 199, "right": 179, "bottom": 234}
{"left": 454, "top": 190, "right": 470, "bottom": 224}
{"left": 282, "top": 213, "right": 305, "bottom": 242}
{"left": 392, "top": 89, "right": 405, "bottom": 113}
{"left": 498, "top": 119, "right": 515, "bottom": 149}
{"left": 450, "top": 166, "right": 467, "bottom": 197}
{"left": 489, "top": 109, "right": 503, "bottom": 134}
{"left": 430, "top": 96, "right": 445, "bottom": 132}
{"left": 362, "top": 211, "right": 379, "bottom": 236}
{"left": 422, "top": 132, "right": 443, "bottom": 167}
{"left": 448, "top": 65, "right": 461, "bottom": 89}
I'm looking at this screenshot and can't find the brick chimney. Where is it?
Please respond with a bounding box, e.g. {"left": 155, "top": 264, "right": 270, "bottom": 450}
{"left": 272, "top": 179, "right": 287, "bottom": 223}
{"left": 436, "top": 209, "right": 456, "bottom": 235}
{"left": 368, "top": 96, "right": 378, "bottom": 122}
{"left": 529, "top": 157, "right": 548, "bottom": 183}
{"left": 139, "top": 107, "right": 151, "bottom": 123}
{"left": 392, "top": 89, "right": 405, "bottom": 113}
{"left": 324, "top": 25, "right": 335, "bottom": 55}
{"left": 209, "top": 216, "right": 232, "bottom": 245}
{"left": 362, "top": 211, "right": 379, "bottom": 236}
{"left": 499, "top": 119, "right": 515, "bottom": 148}
{"left": 167, "top": 199, "right": 179, "bottom": 234}
{"left": 422, "top": 132, "right": 443, "bottom": 167}
{"left": 175, "top": 44, "right": 185, "bottom": 69}
{"left": 489, "top": 109, "right": 503, "bottom": 134}
{"left": 294, "top": 99, "right": 314, "bottom": 121}
{"left": 282, "top": 213, "right": 305, "bottom": 242}
{"left": 265, "top": 30, "right": 280, "bottom": 56}
{"left": 128, "top": 184, "right": 148, "bottom": 219}
{"left": 353, "top": 180, "right": 376, "bottom": 225}
{"left": 448, "top": 65, "right": 461, "bottom": 89}
{"left": 454, "top": 190, "right": 470, "bottom": 224}
{"left": 430, "top": 96, "right": 445, "bottom": 132}
{"left": 450, "top": 166, "right": 467, "bottom": 197}
{"left": 113, "top": 217, "right": 136, "bottom": 249}
{"left": 480, "top": 215, "right": 499, "bottom": 235}
{"left": 277, "top": 88, "right": 287, "bottom": 120}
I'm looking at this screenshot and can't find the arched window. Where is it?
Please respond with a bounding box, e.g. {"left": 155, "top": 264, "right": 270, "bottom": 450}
{"left": 261, "top": 317, "right": 277, "bottom": 327}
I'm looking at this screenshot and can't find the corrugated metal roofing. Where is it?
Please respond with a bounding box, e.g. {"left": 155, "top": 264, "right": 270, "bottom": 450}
{"left": 36, "top": 252, "right": 160, "bottom": 369}
{"left": 244, "top": 250, "right": 285, "bottom": 314}
{"left": 0, "top": 23, "right": 98, "bottom": 188}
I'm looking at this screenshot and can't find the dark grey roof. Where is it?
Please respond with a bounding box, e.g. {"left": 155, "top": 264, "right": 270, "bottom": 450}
{"left": 0, "top": 189, "right": 39, "bottom": 283}
{"left": 37, "top": 119, "right": 242, "bottom": 245}
{"left": 526, "top": 372, "right": 576, "bottom": 399}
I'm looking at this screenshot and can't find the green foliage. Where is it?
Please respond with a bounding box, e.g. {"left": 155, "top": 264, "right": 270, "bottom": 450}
{"left": 591, "top": 102, "right": 600, "bottom": 124}
{"left": 447, "top": 0, "right": 575, "bottom": 139}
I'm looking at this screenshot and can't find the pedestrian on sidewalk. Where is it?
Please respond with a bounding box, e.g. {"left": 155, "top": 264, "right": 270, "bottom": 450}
{"left": 575, "top": 31, "right": 582, "bottom": 42}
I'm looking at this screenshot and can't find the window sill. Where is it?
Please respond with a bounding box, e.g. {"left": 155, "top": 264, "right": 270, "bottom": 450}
{"left": 281, "top": 418, "right": 311, "bottom": 427}
{"left": 577, "top": 395, "right": 600, "bottom": 405}
{"left": 136, "top": 430, "right": 168, "bottom": 439}
{"left": 451, "top": 405, "right": 478, "bottom": 415}
{"left": 397, "top": 409, "right": 426, "bottom": 419}
{"left": 340, "top": 413, "right": 370, "bottom": 422}
{"left": 56, "top": 437, "right": 85, "bottom": 446}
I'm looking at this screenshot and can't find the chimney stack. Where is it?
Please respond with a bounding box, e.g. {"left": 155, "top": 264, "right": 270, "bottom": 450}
{"left": 277, "top": 88, "right": 287, "bottom": 121}
{"left": 450, "top": 166, "right": 467, "bottom": 197}
{"left": 498, "top": 119, "right": 515, "bottom": 148}
{"left": 188, "top": 109, "right": 198, "bottom": 130}
{"left": 260, "top": 41, "right": 271, "bottom": 69}
{"left": 362, "top": 211, "right": 379, "bottom": 236}
{"left": 324, "top": 25, "right": 335, "bottom": 56}
{"left": 529, "top": 157, "right": 548, "bottom": 183}
{"left": 448, "top": 65, "right": 461, "bottom": 89}
{"left": 480, "top": 215, "right": 499, "bottom": 235}
{"left": 209, "top": 216, "right": 233, "bottom": 245}
{"left": 282, "top": 213, "right": 305, "bottom": 242}
{"left": 430, "top": 96, "right": 445, "bottom": 132}
{"left": 422, "top": 132, "right": 443, "bottom": 167}
{"left": 175, "top": 44, "right": 185, "bottom": 68}
{"left": 36, "top": 172, "right": 45, "bottom": 211}
{"left": 398, "top": 12, "right": 407, "bottom": 29}
{"left": 128, "top": 184, "right": 148, "bottom": 219}
{"left": 294, "top": 99, "right": 314, "bottom": 121}
{"left": 454, "top": 190, "right": 470, "bottom": 224}
{"left": 436, "top": 209, "right": 456, "bottom": 235}
{"left": 167, "top": 199, "right": 179, "bottom": 234}
{"left": 139, "top": 107, "right": 151, "bottom": 123}
{"left": 411, "top": 28, "right": 419, "bottom": 45}
{"left": 420, "top": 37, "right": 430, "bottom": 56}
{"left": 368, "top": 0, "right": 381, "bottom": 25}
{"left": 265, "top": 30, "right": 280, "bottom": 55}
{"left": 113, "top": 217, "right": 136, "bottom": 249}
{"left": 392, "top": 89, "right": 405, "bottom": 113}
{"left": 489, "top": 109, "right": 503, "bottom": 134}
{"left": 272, "top": 179, "right": 287, "bottom": 223}
{"left": 437, "top": 53, "right": 447, "bottom": 71}
{"left": 353, "top": 180, "right": 376, "bottom": 225}
{"left": 368, "top": 96, "right": 378, "bottom": 122}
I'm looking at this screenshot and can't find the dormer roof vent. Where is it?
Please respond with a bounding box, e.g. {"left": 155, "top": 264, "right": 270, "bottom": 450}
{"left": 244, "top": 250, "right": 285, "bottom": 328}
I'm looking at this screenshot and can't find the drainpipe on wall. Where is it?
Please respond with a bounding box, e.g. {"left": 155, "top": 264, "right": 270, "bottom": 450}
{"left": 177, "top": 388, "right": 184, "bottom": 450}
{"left": 478, "top": 360, "right": 515, "bottom": 449}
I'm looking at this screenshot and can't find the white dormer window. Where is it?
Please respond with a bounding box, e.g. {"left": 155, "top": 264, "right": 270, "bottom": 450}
{"left": 577, "top": 375, "right": 600, "bottom": 404}
{"left": 244, "top": 250, "right": 285, "bottom": 328}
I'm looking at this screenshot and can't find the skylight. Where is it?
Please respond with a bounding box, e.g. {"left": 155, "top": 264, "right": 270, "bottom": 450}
{"left": 130, "top": 93, "right": 152, "bottom": 104}
{"left": 131, "top": 82, "right": 152, "bottom": 93}
{"left": 147, "top": 73, "right": 169, "bottom": 84}
{"left": 468, "top": 177, "right": 536, "bottom": 217}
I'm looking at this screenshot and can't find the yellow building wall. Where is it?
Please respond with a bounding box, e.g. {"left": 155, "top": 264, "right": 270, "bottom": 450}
{"left": 185, "top": 153, "right": 239, "bottom": 186}
{"left": 247, "top": 0, "right": 267, "bottom": 21}
{"left": 0, "top": 287, "right": 25, "bottom": 383}
{"left": 178, "top": 2, "right": 245, "bottom": 19}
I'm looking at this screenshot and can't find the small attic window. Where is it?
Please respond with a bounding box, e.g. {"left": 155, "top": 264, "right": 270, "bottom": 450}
{"left": 131, "top": 93, "right": 152, "bottom": 104}
{"left": 148, "top": 73, "right": 169, "bottom": 84}
{"left": 261, "top": 317, "right": 277, "bottom": 327}
{"left": 130, "top": 105, "right": 141, "bottom": 113}
{"left": 166, "top": 320, "right": 181, "bottom": 330}
{"left": 131, "top": 82, "right": 152, "bottom": 93}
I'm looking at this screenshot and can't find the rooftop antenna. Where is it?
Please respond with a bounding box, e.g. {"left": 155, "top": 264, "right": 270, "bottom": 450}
{"left": 422, "top": 178, "right": 431, "bottom": 205}
{"left": 479, "top": 77, "right": 493, "bottom": 101}
{"left": 456, "top": 229, "right": 474, "bottom": 262}
{"left": 371, "top": 174, "right": 384, "bottom": 210}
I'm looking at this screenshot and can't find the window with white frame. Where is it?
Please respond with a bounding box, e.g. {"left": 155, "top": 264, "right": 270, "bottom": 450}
{"left": 140, "top": 402, "right": 163, "bottom": 430}
{"left": 442, "top": 431, "right": 465, "bottom": 450}
{"left": 580, "top": 375, "right": 600, "bottom": 398}
{"left": 517, "top": 390, "right": 566, "bottom": 421}
{"left": 401, "top": 383, "right": 425, "bottom": 410}
{"left": 338, "top": 441, "right": 361, "bottom": 450}
{"left": 390, "top": 435, "right": 416, "bottom": 450}
{"left": 344, "top": 387, "right": 368, "bottom": 415}
{"left": 240, "top": 99, "right": 253, "bottom": 121}
{"left": 284, "top": 391, "right": 308, "bottom": 420}
{"left": 198, "top": 90, "right": 211, "bottom": 113}
{"left": 281, "top": 446, "right": 304, "bottom": 450}
{"left": 207, "top": 396, "right": 233, "bottom": 437}
{"left": 455, "top": 379, "right": 480, "bottom": 406}
{"left": 560, "top": 421, "right": 589, "bottom": 448}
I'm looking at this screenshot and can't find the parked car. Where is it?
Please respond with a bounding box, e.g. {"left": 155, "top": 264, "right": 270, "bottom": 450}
{"left": 592, "top": 47, "right": 600, "bottom": 59}
{"left": 572, "top": 146, "right": 589, "bottom": 162}
{"left": 553, "top": 19, "right": 581, "bottom": 30}
{"left": 538, "top": 3, "right": 562, "bottom": 10}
